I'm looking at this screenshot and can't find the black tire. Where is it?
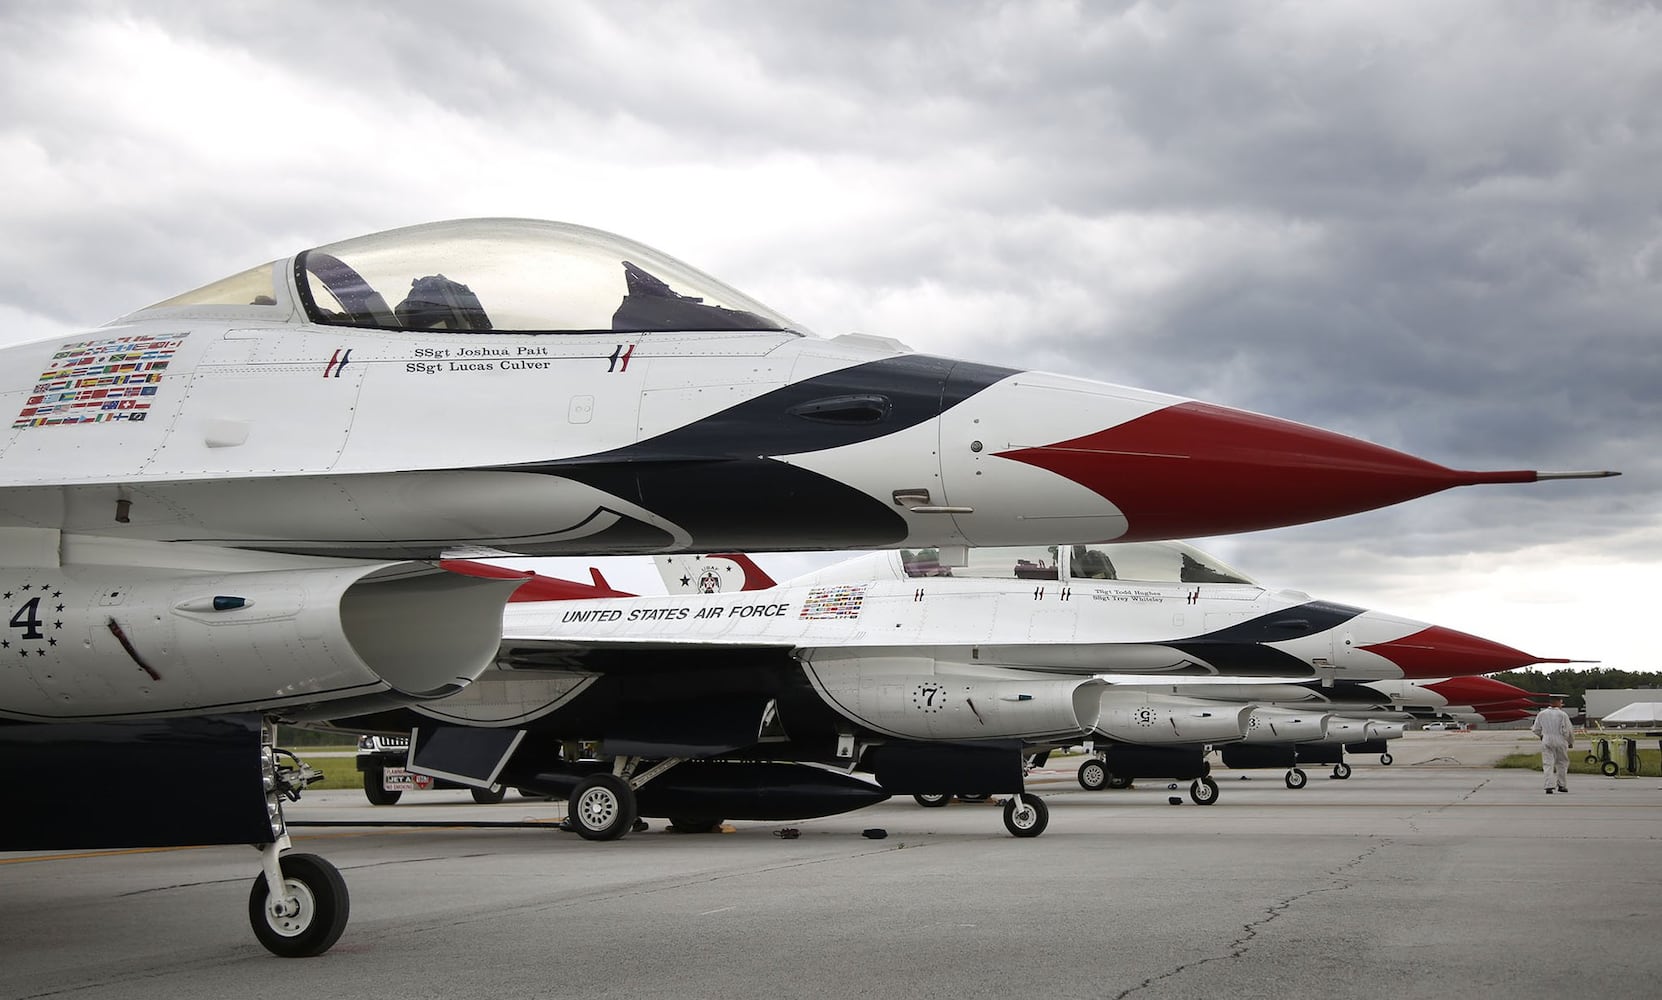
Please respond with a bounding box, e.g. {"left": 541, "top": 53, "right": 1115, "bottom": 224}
{"left": 1002, "top": 795, "right": 1049, "bottom": 838}
{"left": 956, "top": 792, "right": 991, "bottom": 803}
{"left": 1380, "top": 753, "right": 1393, "bottom": 766}
{"left": 1286, "top": 768, "right": 1308, "bottom": 790}
{"left": 248, "top": 853, "right": 350, "bottom": 958}
{"left": 913, "top": 793, "right": 952, "bottom": 808}
{"left": 1601, "top": 760, "right": 1619, "bottom": 777}
{"left": 1077, "top": 759, "right": 1109, "bottom": 791}
{"left": 1106, "top": 773, "right": 1132, "bottom": 790}
{"left": 362, "top": 767, "right": 402, "bottom": 806}
{"left": 1190, "top": 777, "right": 1219, "bottom": 805}
{"left": 1332, "top": 762, "right": 1352, "bottom": 780}
{"left": 668, "top": 817, "right": 723, "bottom": 834}
{"left": 470, "top": 784, "right": 507, "bottom": 805}
{"left": 1584, "top": 754, "right": 1598, "bottom": 765}
{"left": 568, "top": 773, "right": 638, "bottom": 841}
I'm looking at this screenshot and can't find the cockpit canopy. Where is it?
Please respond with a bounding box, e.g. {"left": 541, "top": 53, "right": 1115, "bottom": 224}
{"left": 142, "top": 218, "right": 804, "bottom": 335}
{"left": 898, "top": 542, "right": 1257, "bottom": 586}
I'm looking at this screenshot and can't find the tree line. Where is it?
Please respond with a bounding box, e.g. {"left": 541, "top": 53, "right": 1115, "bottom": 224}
{"left": 1492, "top": 667, "right": 1662, "bottom": 704}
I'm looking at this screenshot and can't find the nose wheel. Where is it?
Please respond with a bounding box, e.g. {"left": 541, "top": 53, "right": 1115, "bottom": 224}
{"left": 1189, "top": 776, "right": 1220, "bottom": 805}
{"left": 1285, "top": 767, "right": 1308, "bottom": 789}
{"left": 1002, "top": 793, "right": 1049, "bottom": 837}
{"left": 249, "top": 851, "right": 350, "bottom": 958}
{"left": 1331, "top": 762, "right": 1352, "bottom": 780}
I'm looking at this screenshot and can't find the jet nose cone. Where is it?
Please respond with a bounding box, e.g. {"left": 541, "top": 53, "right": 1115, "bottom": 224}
{"left": 996, "top": 400, "right": 1539, "bottom": 541}
{"left": 1360, "top": 625, "right": 1547, "bottom": 678}
{"left": 1423, "top": 676, "right": 1534, "bottom": 704}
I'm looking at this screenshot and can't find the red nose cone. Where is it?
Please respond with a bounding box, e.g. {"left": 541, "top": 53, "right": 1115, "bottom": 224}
{"left": 1361, "top": 626, "right": 1545, "bottom": 678}
{"left": 996, "top": 401, "right": 1535, "bottom": 541}
{"left": 1423, "top": 676, "right": 1534, "bottom": 704}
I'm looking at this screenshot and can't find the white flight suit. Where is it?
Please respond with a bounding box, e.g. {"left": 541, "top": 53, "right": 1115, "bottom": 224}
{"left": 1531, "top": 705, "right": 1575, "bottom": 792}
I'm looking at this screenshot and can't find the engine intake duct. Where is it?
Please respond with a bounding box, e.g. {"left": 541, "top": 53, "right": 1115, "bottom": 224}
{"left": 1242, "top": 707, "right": 1331, "bottom": 744}
{"left": 4, "top": 560, "right": 521, "bottom": 721}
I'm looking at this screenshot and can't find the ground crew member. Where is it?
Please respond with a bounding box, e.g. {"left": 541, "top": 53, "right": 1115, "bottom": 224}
{"left": 1531, "top": 696, "right": 1575, "bottom": 794}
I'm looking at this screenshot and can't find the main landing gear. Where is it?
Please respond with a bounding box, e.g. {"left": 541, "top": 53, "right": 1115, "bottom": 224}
{"left": 1077, "top": 756, "right": 1218, "bottom": 804}
{"left": 909, "top": 790, "right": 1045, "bottom": 836}
{"left": 566, "top": 756, "right": 685, "bottom": 841}
{"left": 1077, "top": 758, "right": 1109, "bottom": 791}
{"left": 910, "top": 791, "right": 992, "bottom": 807}
{"left": 569, "top": 772, "right": 639, "bottom": 840}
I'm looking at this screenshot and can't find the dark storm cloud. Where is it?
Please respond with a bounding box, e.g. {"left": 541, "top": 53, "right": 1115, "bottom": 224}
{"left": 0, "top": 1, "right": 1653, "bottom": 580}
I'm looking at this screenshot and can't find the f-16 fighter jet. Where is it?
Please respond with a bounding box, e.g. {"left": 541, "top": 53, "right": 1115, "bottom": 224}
{"left": 0, "top": 218, "right": 1613, "bottom": 954}
{"left": 339, "top": 540, "right": 1573, "bottom": 840}
{"left": 1121, "top": 675, "right": 1546, "bottom": 728}
{"left": 1089, "top": 677, "right": 1552, "bottom": 788}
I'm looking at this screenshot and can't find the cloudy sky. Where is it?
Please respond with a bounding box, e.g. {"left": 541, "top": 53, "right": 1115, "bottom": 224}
{"left": 2, "top": 1, "right": 1656, "bottom": 671}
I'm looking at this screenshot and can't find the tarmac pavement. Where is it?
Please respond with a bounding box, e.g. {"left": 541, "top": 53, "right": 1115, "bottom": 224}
{"left": 2, "top": 732, "right": 1658, "bottom": 1000}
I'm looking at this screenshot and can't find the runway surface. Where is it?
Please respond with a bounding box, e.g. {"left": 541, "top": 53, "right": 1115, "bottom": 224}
{"left": 3, "top": 733, "right": 1659, "bottom": 1000}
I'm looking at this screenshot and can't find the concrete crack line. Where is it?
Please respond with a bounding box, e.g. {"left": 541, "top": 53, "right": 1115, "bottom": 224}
{"left": 1107, "top": 839, "right": 1389, "bottom": 1000}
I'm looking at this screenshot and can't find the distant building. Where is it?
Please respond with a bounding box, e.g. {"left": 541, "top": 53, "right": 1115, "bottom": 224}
{"left": 1584, "top": 688, "right": 1662, "bottom": 722}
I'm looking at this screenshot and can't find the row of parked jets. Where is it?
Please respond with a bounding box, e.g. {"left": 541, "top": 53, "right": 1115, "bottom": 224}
{"left": 336, "top": 543, "right": 1551, "bottom": 836}
{"left": 0, "top": 218, "right": 1608, "bottom": 956}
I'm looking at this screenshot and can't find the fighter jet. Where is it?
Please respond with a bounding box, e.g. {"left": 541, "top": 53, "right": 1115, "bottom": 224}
{"left": 1089, "top": 676, "right": 1545, "bottom": 787}
{"left": 0, "top": 217, "right": 1613, "bottom": 955}
{"left": 333, "top": 539, "right": 1571, "bottom": 838}
{"left": 1123, "top": 675, "right": 1549, "bottom": 726}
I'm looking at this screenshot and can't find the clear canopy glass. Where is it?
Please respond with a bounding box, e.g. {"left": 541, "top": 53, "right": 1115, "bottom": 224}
{"left": 898, "top": 542, "right": 1257, "bottom": 586}
{"left": 136, "top": 219, "right": 805, "bottom": 335}
{"left": 144, "top": 260, "right": 281, "bottom": 310}
{"left": 297, "top": 218, "right": 802, "bottom": 334}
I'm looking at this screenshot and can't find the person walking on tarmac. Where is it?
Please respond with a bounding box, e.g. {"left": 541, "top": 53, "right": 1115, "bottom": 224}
{"left": 1532, "top": 696, "right": 1576, "bottom": 794}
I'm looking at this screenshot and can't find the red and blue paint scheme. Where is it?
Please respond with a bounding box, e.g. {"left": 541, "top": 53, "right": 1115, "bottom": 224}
{"left": 319, "top": 541, "right": 1573, "bottom": 839}
{"left": 0, "top": 219, "right": 1615, "bottom": 955}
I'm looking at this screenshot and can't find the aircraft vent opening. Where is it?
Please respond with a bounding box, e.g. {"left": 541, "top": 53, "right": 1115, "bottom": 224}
{"left": 338, "top": 568, "right": 519, "bottom": 698}
{"left": 788, "top": 394, "right": 892, "bottom": 425}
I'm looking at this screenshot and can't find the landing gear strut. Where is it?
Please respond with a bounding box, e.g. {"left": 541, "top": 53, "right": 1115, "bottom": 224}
{"left": 249, "top": 722, "right": 346, "bottom": 957}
